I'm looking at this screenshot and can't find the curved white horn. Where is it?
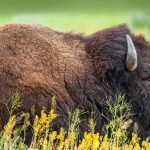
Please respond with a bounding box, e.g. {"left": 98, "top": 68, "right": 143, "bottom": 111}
{"left": 126, "top": 34, "right": 137, "bottom": 71}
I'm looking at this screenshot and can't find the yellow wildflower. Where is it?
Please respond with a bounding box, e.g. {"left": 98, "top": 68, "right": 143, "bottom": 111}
{"left": 78, "top": 139, "right": 86, "bottom": 150}
{"left": 43, "top": 138, "right": 48, "bottom": 150}
{"left": 33, "top": 115, "right": 40, "bottom": 134}
{"left": 92, "top": 133, "right": 100, "bottom": 150}
{"left": 123, "top": 144, "right": 129, "bottom": 150}
{"left": 57, "top": 128, "right": 65, "bottom": 141}
{"left": 58, "top": 141, "right": 65, "bottom": 150}
{"left": 57, "top": 128, "right": 66, "bottom": 150}
{"left": 131, "top": 133, "right": 138, "bottom": 144}
{"left": 4, "top": 115, "right": 16, "bottom": 141}
{"left": 39, "top": 137, "right": 44, "bottom": 146}
{"left": 115, "top": 129, "right": 122, "bottom": 138}
{"left": 100, "top": 141, "right": 109, "bottom": 150}
{"left": 46, "top": 109, "right": 58, "bottom": 129}
{"left": 40, "top": 110, "right": 47, "bottom": 125}
{"left": 128, "top": 143, "right": 134, "bottom": 150}
{"left": 49, "top": 131, "right": 57, "bottom": 146}
{"left": 13, "top": 127, "right": 20, "bottom": 137}
{"left": 100, "top": 135, "right": 109, "bottom": 150}
{"left": 142, "top": 140, "right": 150, "bottom": 150}
{"left": 133, "top": 143, "right": 140, "bottom": 150}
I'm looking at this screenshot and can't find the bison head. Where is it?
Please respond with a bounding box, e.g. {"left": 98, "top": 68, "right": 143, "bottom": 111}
{"left": 85, "top": 24, "right": 150, "bottom": 138}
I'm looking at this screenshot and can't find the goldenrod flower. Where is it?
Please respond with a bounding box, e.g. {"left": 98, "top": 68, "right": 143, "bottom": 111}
{"left": 4, "top": 115, "right": 16, "bottom": 142}
{"left": 46, "top": 109, "right": 58, "bottom": 129}
{"left": 142, "top": 140, "right": 150, "bottom": 150}
{"left": 43, "top": 138, "right": 48, "bottom": 150}
{"left": 40, "top": 110, "right": 47, "bottom": 125}
{"left": 134, "top": 143, "right": 140, "bottom": 150}
{"left": 92, "top": 133, "right": 100, "bottom": 150}
{"left": 131, "top": 133, "right": 138, "bottom": 145}
{"left": 33, "top": 115, "right": 40, "bottom": 134}
{"left": 100, "top": 141, "right": 109, "bottom": 150}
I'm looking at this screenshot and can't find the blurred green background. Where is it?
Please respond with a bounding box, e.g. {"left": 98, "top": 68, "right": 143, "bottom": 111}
{"left": 0, "top": 0, "right": 150, "bottom": 38}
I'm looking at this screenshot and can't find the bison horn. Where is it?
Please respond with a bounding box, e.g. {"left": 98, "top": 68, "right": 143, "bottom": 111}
{"left": 126, "top": 34, "right": 137, "bottom": 71}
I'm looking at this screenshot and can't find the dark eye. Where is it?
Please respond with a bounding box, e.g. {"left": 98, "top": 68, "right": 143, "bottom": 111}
{"left": 142, "top": 65, "right": 150, "bottom": 80}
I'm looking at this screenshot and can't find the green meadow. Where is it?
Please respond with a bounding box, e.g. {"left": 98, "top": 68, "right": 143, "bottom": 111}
{"left": 0, "top": 0, "right": 150, "bottom": 37}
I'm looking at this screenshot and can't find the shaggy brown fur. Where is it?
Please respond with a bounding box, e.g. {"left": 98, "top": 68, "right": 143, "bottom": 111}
{"left": 0, "top": 23, "right": 149, "bottom": 140}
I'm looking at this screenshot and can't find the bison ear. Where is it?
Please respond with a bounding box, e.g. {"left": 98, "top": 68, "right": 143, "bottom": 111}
{"left": 86, "top": 24, "right": 138, "bottom": 79}
{"left": 93, "top": 35, "right": 138, "bottom": 80}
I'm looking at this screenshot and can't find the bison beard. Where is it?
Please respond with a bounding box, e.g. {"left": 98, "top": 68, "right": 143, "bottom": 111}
{"left": 0, "top": 23, "right": 149, "bottom": 142}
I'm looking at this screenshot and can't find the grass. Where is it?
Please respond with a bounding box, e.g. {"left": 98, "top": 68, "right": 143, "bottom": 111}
{"left": 0, "top": 0, "right": 150, "bottom": 15}
{"left": 1, "top": 93, "right": 150, "bottom": 149}
{"left": 0, "top": 12, "right": 150, "bottom": 41}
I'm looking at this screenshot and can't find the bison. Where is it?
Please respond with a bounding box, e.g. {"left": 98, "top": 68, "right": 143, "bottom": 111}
{"left": 0, "top": 23, "right": 149, "bottom": 140}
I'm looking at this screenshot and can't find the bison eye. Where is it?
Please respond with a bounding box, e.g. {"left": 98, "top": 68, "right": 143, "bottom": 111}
{"left": 141, "top": 65, "right": 150, "bottom": 80}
